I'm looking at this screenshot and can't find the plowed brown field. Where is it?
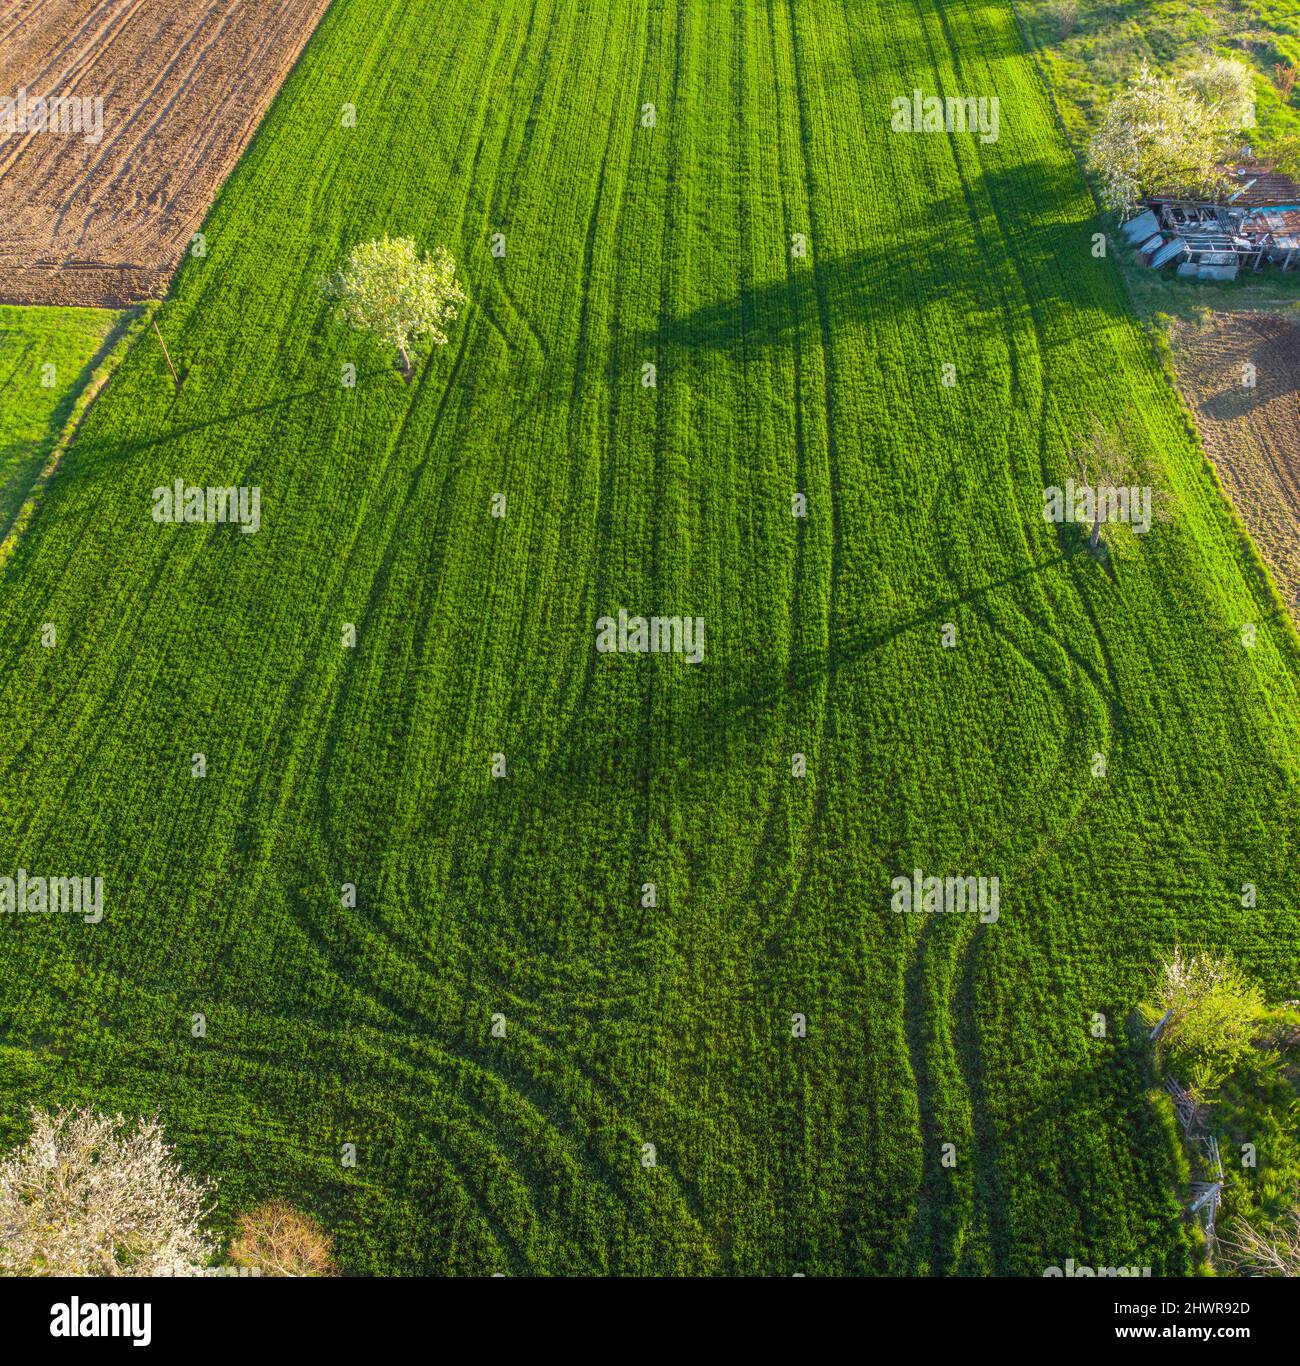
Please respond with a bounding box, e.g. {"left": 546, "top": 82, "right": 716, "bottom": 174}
{"left": 0, "top": 0, "right": 331, "bottom": 307}
{"left": 1171, "top": 312, "right": 1300, "bottom": 619}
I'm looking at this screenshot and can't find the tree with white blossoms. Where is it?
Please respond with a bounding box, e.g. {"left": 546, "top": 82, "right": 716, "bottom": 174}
{"left": 321, "top": 236, "right": 466, "bottom": 379}
{"left": 1183, "top": 56, "right": 1256, "bottom": 131}
{"left": 1088, "top": 65, "right": 1233, "bottom": 218}
{"left": 0, "top": 1106, "right": 216, "bottom": 1276}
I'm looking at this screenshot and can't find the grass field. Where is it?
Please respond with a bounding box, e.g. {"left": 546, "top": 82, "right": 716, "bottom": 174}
{"left": 0, "top": 0, "right": 1297, "bottom": 1275}
{"left": 1013, "top": 0, "right": 1300, "bottom": 317}
{"left": 0, "top": 306, "right": 122, "bottom": 537}
{"left": 1016, "top": 0, "right": 1300, "bottom": 146}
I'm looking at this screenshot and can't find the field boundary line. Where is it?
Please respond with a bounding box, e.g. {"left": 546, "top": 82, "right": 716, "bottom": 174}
{"left": 0, "top": 303, "right": 153, "bottom": 573}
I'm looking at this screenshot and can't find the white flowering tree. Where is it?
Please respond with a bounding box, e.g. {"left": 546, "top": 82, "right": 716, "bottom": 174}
{"left": 0, "top": 1107, "right": 216, "bottom": 1276}
{"left": 1088, "top": 65, "right": 1232, "bottom": 218}
{"left": 322, "top": 236, "right": 466, "bottom": 379}
{"left": 1183, "top": 56, "right": 1256, "bottom": 130}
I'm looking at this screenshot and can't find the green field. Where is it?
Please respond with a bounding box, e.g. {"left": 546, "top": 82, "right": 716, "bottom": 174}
{"left": 1016, "top": 0, "right": 1300, "bottom": 145}
{"left": 0, "top": 0, "right": 1297, "bottom": 1275}
{"left": 0, "top": 306, "right": 123, "bottom": 539}
{"left": 1013, "top": 0, "right": 1300, "bottom": 317}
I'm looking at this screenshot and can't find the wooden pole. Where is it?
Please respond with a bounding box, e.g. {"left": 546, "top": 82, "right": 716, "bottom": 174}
{"left": 1149, "top": 1008, "right": 1173, "bottom": 1042}
{"left": 151, "top": 317, "right": 181, "bottom": 391}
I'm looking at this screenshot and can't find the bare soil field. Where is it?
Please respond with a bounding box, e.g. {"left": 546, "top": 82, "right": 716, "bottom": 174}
{"left": 0, "top": 0, "right": 331, "bottom": 307}
{"left": 1171, "top": 313, "right": 1300, "bottom": 617}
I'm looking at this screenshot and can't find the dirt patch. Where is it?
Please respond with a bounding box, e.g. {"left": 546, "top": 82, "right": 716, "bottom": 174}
{"left": 1170, "top": 312, "right": 1300, "bottom": 618}
{"left": 0, "top": 0, "right": 332, "bottom": 308}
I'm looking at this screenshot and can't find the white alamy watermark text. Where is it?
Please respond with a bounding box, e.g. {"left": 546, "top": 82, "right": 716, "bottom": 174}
{"left": 152, "top": 481, "right": 261, "bottom": 534}
{"left": 1, "top": 89, "right": 103, "bottom": 144}
{"left": 891, "top": 867, "right": 1000, "bottom": 923}
{"left": 1044, "top": 480, "right": 1153, "bottom": 534}
{"left": 890, "top": 89, "right": 1000, "bottom": 144}
{"left": 596, "top": 609, "right": 705, "bottom": 664}
{"left": 0, "top": 871, "right": 103, "bottom": 924}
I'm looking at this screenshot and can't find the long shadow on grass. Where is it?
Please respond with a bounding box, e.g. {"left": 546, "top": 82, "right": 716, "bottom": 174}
{"left": 63, "top": 369, "right": 395, "bottom": 473}
{"left": 607, "top": 170, "right": 1126, "bottom": 383}
{"left": 989, "top": 1039, "right": 1192, "bottom": 1274}
{"left": 903, "top": 912, "right": 977, "bottom": 1275}
{"left": 0, "top": 307, "right": 140, "bottom": 537}
{"left": 954, "top": 918, "right": 1012, "bottom": 1274}
{"left": 629, "top": 550, "right": 1071, "bottom": 787}
{"left": 923, "top": 161, "right": 1133, "bottom": 322}
{"left": 608, "top": 245, "right": 967, "bottom": 381}
{"left": 429, "top": 550, "right": 1077, "bottom": 851}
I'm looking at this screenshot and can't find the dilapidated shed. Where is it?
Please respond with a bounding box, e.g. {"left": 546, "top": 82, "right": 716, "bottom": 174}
{"left": 1133, "top": 160, "right": 1300, "bottom": 279}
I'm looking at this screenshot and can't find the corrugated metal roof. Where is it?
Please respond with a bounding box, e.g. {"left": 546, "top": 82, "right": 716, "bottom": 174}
{"left": 1245, "top": 208, "right": 1300, "bottom": 235}
{"left": 1123, "top": 210, "right": 1160, "bottom": 243}
{"left": 1151, "top": 238, "right": 1187, "bottom": 268}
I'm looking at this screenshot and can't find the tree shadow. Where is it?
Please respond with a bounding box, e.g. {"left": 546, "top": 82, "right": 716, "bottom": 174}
{"left": 421, "top": 549, "right": 1078, "bottom": 843}
{"left": 62, "top": 369, "right": 394, "bottom": 475}
{"left": 0, "top": 440, "right": 44, "bottom": 536}
{"left": 1052, "top": 517, "right": 1119, "bottom": 582}
{"left": 607, "top": 162, "right": 1126, "bottom": 385}
{"left": 1201, "top": 386, "right": 1261, "bottom": 422}
{"left": 0, "top": 306, "right": 141, "bottom": 540}
{"left": 931, "top": 161, "right": 1131, "bottom": 318}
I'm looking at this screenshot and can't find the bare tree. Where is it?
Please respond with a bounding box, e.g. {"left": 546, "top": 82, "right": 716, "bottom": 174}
{"left": 1075, "top": 416, "right": 1129, "bottom": 550}
{"left": 1066, "top": 412, "right": 1173, "bottom": 553}
{"left": 1220, "top": 1205, "right": 1300, "bottom": 1275}
{"left": 228, "top": 1200, "right": 338, "bottom": 1276}
{"left": 0, "top": 1107, "right": 216, "bottom": 1275}
{"left": 1046, "top": 0, "right": 1078, "bottom": 41}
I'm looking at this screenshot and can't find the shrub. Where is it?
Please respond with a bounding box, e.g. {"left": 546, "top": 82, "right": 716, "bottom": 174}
{"left": 1146, "top": 948, "right": 1265, "bottom": 1100}
{"left": 228, "top": 1200, "right": 339, "bottom": 1277}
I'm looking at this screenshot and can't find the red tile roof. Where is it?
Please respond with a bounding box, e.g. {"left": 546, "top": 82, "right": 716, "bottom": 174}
{"left": 1222, "top": 164, "right": 1300, "bottom": 208}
